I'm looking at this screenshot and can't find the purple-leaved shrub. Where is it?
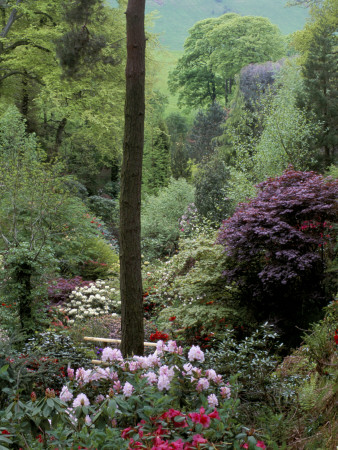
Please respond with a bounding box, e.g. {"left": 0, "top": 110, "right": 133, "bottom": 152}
{"left": 217, "top": 169, "right": 337, "bottom": 345}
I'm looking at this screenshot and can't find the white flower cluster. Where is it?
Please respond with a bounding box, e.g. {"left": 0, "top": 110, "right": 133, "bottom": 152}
{"left": 62, "top": 280, "right": 121, "bottom": 323}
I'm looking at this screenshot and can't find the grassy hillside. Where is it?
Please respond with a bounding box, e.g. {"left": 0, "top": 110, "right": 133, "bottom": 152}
{"left": 144, "top": 0, "right": 308, "bottom": 50}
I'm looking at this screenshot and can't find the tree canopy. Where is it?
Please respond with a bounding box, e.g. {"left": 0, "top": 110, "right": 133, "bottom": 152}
{"left": 169, "top": 13, "right": 286, "bottom": 108}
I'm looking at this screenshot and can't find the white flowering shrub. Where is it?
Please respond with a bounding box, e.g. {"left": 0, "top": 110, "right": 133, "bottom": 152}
{"left": 61, "top": 279, "right": 121, "bottom": 323}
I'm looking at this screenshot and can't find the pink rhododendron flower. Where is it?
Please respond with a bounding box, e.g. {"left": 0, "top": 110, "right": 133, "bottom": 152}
{"left": 256, "top": 441, "right": 267, "bottom": 449}
{"left": 156, "top": 340, "right": 166, "bottom": 355}
{"left": 101, "top": 347, "right": 123, "bottom": 362}
{"left": 67, "top": 367, "right": 74, "bottom": 379}
{"left": 240, "top": 444, "right": 249, "bottom": 449}
{"left": 166, "top": 340, "right": 178, "bottom": 353}
{"left": 157, "top": 374, "right": 171, "bottom": 391}
{"left": 144, "top": 371, "right": 158, "bottom": 385}
{"left": 207, "top": 393, "right": 218, "bottom": 408}
{"left": 59, "top": 386, "right": 73, "bottom": 402}
{"left": 113, "top": 380, "right": 122, "bottom": 393}
{"left": 205, "top": 369, "right": 217, "bottom": 381}
{"left": 72, "top": 393, "right": 90, "bottom": 408}
{"left": 85, "top": 415, "right": 92, "bottom": 426}
{"left": 123, "top": 381, "right": 134, "bottom": 397}
{"left": 75, "top": 367, "right": 91, "bottom": 384}
{"left": 187, "top": 345, "right": 205, "bottom": 363}
{"left": 220, "top": 386, "right": 231, "bottom": 399}
{"left": 159, "top": 365, "right": 175, "bottom": 380}
{"left": 196, "top": 377, "right": 209, "bottom": 392}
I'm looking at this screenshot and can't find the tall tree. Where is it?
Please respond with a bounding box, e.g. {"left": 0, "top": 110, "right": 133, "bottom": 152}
{"left": 169, "top": 13, "right": 285, "bottom": 108}
{"left": 120, "top": 0, "right": 146, "bottom": 357}
{"left": 186, "top": 102, "right": 226, "bottom": 163}
{"left": 293, "top": 0, "right": 338, "bottom": 167}
{"left": 0, "top": 0, "right": 126, "bottom": 186}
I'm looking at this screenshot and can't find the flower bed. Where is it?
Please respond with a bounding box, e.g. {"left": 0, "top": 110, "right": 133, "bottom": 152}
{"left": 1, "top": 341, "right": 266, "bottom": 449}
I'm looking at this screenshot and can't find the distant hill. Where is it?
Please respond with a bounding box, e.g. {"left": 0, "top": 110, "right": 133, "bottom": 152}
{"left": 144, "top": 0, "right": 309, "bottom": 50}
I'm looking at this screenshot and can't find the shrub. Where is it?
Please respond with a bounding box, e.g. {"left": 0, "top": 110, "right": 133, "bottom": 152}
{"left": 207, "top": 324, "right": 283, "bottom": 406}
{"left": 194, "top": 154, "right": 231, "bottom": 224}
{"left": 60, "top": 279, "right": 121, "bottom": 324}
{"left": 141, "top": 178, "right": 195, "bottom": 259}
{"left": 87, "top": 195, "right": 118, "bottom": 226}
{"left": 0, "top": 341, "right": 269, "bottom": 449}
{"left": 217, "top": 168, "right": 338, "bottom": 346}
{"left": 143, "top": 230, "right": 250, "bottom": 346}
{"left": 47, "top": 276, "right": 92, "bottom": 304}
{"left": 67, "top": 235, "right": 119, "bottom": 280}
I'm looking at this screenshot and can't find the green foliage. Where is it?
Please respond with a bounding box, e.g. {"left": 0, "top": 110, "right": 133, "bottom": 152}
{"left": 87, "top": 195, "right": 118, "bottom": 227}
{"left": 143, "top": 119, "right": 171, "bottom": 196}
{"left": 77, "top": 237, "right": 119, "bottom": 280}
{"left": 141, "top": 178, "right": 195, "bottom": 259}
{"left": 169, "top": 13, "right": 286, "bottom": 108}
{"left": 166, "top": 112, "right": 191, "bottom": 180}
{"left": 272, "top": 301, "right": 338, "bottom": 448}
{"left": 186, "top": 102, "right": 226, "bottom": 163}
{"left": 221, "top": 61, "right": 321, "bottom": 207}
{"left": 194, "top": 153, "right": 231, "bottom": 224}
{"left": 207, "top": 324, "right": 282, "bottom": 400}
{"left": 0, "top": 0, "right": 127, "bottom": 183}
{"left": 143, "top": 230, "right": 246, "bottom": 344}
{"left": 252, "top": 61, "right": 320, "bottom": 179}
{"left": 293, "top": 0, "right": 338, "bottom": 167}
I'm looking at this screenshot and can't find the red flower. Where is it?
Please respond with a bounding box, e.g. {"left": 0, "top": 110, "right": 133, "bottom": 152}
{"left": 208, "top": 409, "right": 220, "bottom": 420}
{"left": 188, "top": 407, "right": 211, "bottom": 428}
{"left": 256, "top": 441, "right": 267, "bottom": 449}
{"left": 169, "top": 316, "right": 176, "bottom": 321}
{"left": 121, "top": 426, "right": 133, "bottom": 439}
{"left": 1, "top": 430, "right": 10, "bottom": 435}
{"left": 149, "top": 330, "right": 169, "bottom": 342}
{"left": 334, "top": 330, "right": 338, "bottom": 345}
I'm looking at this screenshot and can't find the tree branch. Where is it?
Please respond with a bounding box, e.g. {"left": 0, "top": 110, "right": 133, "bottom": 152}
{"left": 0, "top": 69, "right": 45, "bottom": 85}
{"left": 0, "top": 0, "right": 23, "bottom": 38}
{"left": 4, "top": 39, "right": 51, "bottom": 53}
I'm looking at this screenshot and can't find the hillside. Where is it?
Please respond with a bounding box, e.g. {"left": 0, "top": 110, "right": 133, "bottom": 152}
{"left": 144, "top": 0, "right": 309, "bottom": 50}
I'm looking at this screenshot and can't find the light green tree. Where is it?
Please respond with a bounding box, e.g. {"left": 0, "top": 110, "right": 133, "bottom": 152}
{"left": 224, "top": 61, "right": 321, "bottom": 207}
{"left": 0, "top": 0, "right": 127, "bottom": 184}
{"left": 169, "top": 13, "right": 286, "bottom": 108}
{"left": 0, "top": 107, "right": 97, "bottom": 332}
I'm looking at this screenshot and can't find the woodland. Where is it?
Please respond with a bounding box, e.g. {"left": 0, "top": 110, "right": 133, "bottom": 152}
{"left": 0, "top": 0, "right": 337, "bottom": 448}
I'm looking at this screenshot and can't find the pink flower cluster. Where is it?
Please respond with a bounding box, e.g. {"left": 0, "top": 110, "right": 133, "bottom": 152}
{"left": 59, "top": 340, "right": 233, "bottom": 440}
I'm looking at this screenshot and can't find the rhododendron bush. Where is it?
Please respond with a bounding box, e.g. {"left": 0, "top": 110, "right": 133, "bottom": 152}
{"left": 1, "top": 341, "right": 266, "bottom": 449}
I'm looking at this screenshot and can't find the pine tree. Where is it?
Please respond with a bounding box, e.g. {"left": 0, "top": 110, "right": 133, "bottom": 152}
{"left": 142, "top": 120, "right": 171, "bottom": 195}
{"left": 301, "top": 26, "right": 337, "bottom": 165}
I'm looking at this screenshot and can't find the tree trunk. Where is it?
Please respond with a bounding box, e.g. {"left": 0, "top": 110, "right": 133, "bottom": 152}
{"left": 120, "top": 0, "right": 146, "bottom": 357}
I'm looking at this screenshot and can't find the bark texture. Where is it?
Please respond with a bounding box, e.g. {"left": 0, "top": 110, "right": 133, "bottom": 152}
{"left": 120, "top": 0, "right": 146, "bottom": 357}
